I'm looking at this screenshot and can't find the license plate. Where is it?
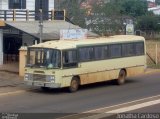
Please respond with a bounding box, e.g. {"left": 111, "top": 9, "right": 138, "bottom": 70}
{"left": 34, "top": 82, "right": 44, "bottom": 87}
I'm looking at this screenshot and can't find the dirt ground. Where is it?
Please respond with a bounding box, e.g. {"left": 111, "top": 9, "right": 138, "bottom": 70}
{"left": 0, "top": 71, "right": 24, "bottom": 88}
{"left": 0, "top": 71, "right": 22, "bottom": 80}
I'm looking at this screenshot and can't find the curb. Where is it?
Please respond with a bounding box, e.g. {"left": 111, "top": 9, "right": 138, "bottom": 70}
{"left": 0, "top": 70, "right": 19, "bottom": 74}
{"left": 0, "top": 82, "right": 25, "bottom": 88}
{"left": 145, "top": 69, "right": 160, "bottom": 74}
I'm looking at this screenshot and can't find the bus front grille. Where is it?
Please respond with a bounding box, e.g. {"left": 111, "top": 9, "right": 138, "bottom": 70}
{"left": 33, "top": 74, "right": 46, "bottom": 82}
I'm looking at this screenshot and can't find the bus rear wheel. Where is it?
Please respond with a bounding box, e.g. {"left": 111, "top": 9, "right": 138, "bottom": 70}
{"left": 69, "top": 77, "right": 79, "bottom": 93}
{"left": 41, "top": 87, "right": 50, "bottom": 91}
{"left": 116, "top": 70, "right": 126, "bottom": 85}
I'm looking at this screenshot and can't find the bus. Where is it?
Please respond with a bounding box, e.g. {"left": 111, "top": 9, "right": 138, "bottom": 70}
{"left": 24, "top": 35, "right": 146, "bottom": 92}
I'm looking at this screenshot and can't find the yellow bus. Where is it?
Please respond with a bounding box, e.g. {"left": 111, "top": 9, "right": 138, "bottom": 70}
{"left": 24, "top": 35, "right": 146, "bottom": 92}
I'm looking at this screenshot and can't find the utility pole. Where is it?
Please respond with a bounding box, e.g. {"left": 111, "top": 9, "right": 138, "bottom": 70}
{"left": 39, "top": 9, "right": 43, "bottom": 43}
{"left": 156, "top": 43, "right": 158, "bottom": 65}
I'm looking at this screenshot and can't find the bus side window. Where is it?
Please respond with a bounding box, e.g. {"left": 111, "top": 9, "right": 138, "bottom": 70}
{"left": 122, "top": 43, "right": 135, "bottom": 57}
{"left": 135, "top": 42, "right": 144, "bottom": 55}
{"left": 63, "top": 50, "right": 78, "bottom": 68}
{"left": 79, "top": 47, "right": 94, "bottom": 62}
{"left": 94, "top": 46, "right": 108, "bottom": 60}
{"left": 110, "top": 44, "right": 122, "bottom": 58}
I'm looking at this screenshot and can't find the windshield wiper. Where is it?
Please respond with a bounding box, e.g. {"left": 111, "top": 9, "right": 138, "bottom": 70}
{"left": 25, "top": 64, "right": 34, "bottom": 67}
{"left": 40, "top": 65, "right": 46, "bottom": 68}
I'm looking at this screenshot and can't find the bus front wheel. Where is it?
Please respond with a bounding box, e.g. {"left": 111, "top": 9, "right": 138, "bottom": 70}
{"left": 41, "top": 87, "right": 50, "bottom": 91}
{"left": 116, "top": 70, "right": 126, "bottom": 85}
{"left": 69, "top": 77, "right": 79, "bottom": 93}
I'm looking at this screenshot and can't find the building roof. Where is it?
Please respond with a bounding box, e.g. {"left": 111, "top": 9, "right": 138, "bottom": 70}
{"left": 5, "top": 20, "right": 98, "bottom": 40}
{"left": 148, "top": 5, "right": 160, "bottom": 15}
{"left": 30, "top": 35, "right": 145, "bottom": 50}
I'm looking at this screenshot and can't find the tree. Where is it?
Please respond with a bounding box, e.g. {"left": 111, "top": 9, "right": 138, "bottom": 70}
{"left": 155, "top": 0, "right": 160, "bottom": 5}
{"left": 88, "top": 0, "right": 149, "bottom": 35}
{"left": 136, "top": 15, "right": 160, "bottom": 32}
{"left": 59, "top": 0, "right": 87, "bottom": 28}
{"left": 120, "top": 0, "right": 148, "bottom": 17}
{"left": 103, "top": 0, "right": 122, "bottom": 17}
{"left": 58, "top": 0, "right": 157, "bottom": 35}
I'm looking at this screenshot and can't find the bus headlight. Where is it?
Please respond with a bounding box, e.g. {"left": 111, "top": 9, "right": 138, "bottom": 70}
{"left": 24, "top": 74, "right": 29, "bottom": 80}
{"left": 24, "top": 73, "right": 33, "bottom": 81}
{"left": 46, "top": 76, "right": 55, "bottom": 82}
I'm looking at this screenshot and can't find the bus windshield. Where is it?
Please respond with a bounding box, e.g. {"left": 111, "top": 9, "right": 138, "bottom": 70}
{"left": 26, "top": 48, "right": 61, "bottom": 69}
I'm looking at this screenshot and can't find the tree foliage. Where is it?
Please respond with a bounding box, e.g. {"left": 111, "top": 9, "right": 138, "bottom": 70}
{"left": 155, "top": 0, "right": 160, "bottom": 5}
{"left": 103, "top": 1, "right": 121, "bottom": 17}
{"left": 59, "top": 0, "right": 86, "bottom": 28}
{"left": 59, "top": 0, "right": 160, "bottom": 35}
{"left": 136, "top": 15, "right": 160, "bottom": 31}
{"left": 91, "top": 0, "right": 151, "bottom": 34}
{"left": 120, "top": 0, "right": 148, "bottom": 17}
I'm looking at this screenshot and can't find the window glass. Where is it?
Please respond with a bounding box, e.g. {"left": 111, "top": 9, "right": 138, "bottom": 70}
{"left": 49, "top": 50, "right": 61, "bottom": 68}
{"left": 26, "top": 48, "right": 61, "bottom": 69}
{"left": 135, "top": 42, "right": 144, "bottom": 55}
{"left": 94, "top": 46, "right": 108, "bottom": 60}
{"left": 110, "top": 44, "right": 121, "bottom": 58}
{"left": 9, "top": 0, "right": 26, "bottom": 9}
{"left": 79, "top": 47, "right": 94, "bottom": 61}
{"left": 103, "top": 46, "right": 109, "bottom": 58}
{"left": 63, "top": 50, "right": 77, "bottom": 67}
{"left": 122, "top": 43, "right": 135, "bottom": 57}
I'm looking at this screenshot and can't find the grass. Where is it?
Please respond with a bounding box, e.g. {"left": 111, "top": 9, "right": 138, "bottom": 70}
{"left": 147, "top": 64, "right": 160, "bottom": 69}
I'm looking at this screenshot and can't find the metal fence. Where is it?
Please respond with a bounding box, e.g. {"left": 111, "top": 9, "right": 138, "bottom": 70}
{"left": 0, "top": 10, "right": 54, "bottom": 21}
{"left": 146, "top": 41, "right": 160, "bottom": 68}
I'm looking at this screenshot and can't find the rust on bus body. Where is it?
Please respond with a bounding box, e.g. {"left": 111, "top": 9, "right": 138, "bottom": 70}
{"left": 126, "top": 66, "right": 144, "bottom": 77}
{"left": 80, "top": 70, "right": 119, "bottom": 85}
{"left": 79, "top": 66, "right": 145, "bottom": 85}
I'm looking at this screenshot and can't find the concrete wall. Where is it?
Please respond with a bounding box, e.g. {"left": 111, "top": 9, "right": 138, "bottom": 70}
{"left": 26, "top": 0, "right": 55, "bottom": 10}
{"left": 0, "top": 29, "right": 3, "bottom": 65}
{"left": 152, "top": 9, "right": 160, "bottom": 15}
{"left": 148, "top": 6, "right": 160, "bottom": 15}
{"left": 22, "top": 33, "right": 35, "bottom": 46}
{"left": 19, "top": 47, "right": 27, "bottom": 76}
{"left": 49, "top": 0, "right": 54, "bottom": 10}
{"left": 0, "top": 1, "right": 1, "bottom": 10}
{"left": 0, "top": 0, "right": 54, "bottom": 10}
{"left": 0, "top": 0, "right": 8, "bottom": 10}
{"left": 26, "top": 0, "right": 35, "bottom": 10}
{"left": 0, "top": 0, "right": 36, "bottom": 10}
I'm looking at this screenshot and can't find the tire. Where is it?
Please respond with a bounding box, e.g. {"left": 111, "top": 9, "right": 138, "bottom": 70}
{"left": 116, "top": 70, "right": 126, "bottom": 85}
{"left": 69, "top": 77, "right": 79, "bottom": 93}
{"left": 41, "top": 87, "right": 50, "bottom": 91}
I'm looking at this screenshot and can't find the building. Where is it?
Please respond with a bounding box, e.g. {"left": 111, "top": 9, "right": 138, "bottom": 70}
{"left": 0, "top": 0, "right": 98, "bottom": 68}
{"left": 0, "top": 0, "right": 54, "bottom": 66}
{"left": 147, "top": 0, "right": 160, "bottom": 15}
{"left": 148, "top": 6, "right": 160, "bottom": 15}
{"left": 147, "top": 0, "right": 157, "bottom": 8}
{"left": 0, "top": 0, "right": 54, "bottom": 20}
{"left": 0, "top": 0, "right": 54, "bottom": 11}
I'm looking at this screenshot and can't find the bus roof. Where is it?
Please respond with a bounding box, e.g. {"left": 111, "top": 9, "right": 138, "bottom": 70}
{"left": 30, "top": 35, "right": 145, "bottom": 50}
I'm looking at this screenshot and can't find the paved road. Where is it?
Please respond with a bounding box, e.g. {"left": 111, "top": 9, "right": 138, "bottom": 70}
{"left": 0, "top": 73, "right": 160, "bottom": 118}
{"left": 131, "top": 104, "right": 160, "bottom": 113}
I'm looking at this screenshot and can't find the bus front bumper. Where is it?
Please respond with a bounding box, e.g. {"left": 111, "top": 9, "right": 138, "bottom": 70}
{"left": 25, "top": 81, "right": 61, "bottom": 88}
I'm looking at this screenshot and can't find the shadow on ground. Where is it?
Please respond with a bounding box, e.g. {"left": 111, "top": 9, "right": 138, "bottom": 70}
{"left": 26, "top": 78, "right": 139, "bottom": 95}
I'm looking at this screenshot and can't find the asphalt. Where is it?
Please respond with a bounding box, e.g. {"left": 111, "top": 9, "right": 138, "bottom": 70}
{"left": 0, "top": 71, "right": 160, "bottom": 114}
{"left": 0, "top": 67, "right": 159, "bottom": 119}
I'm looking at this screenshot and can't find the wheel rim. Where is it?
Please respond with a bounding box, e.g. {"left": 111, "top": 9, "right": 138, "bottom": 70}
{"left": 71, "top": 80, "right": 78, "bottom": 91}
{"left": 118, "top": 70, "right": 126, "bottom": 84}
